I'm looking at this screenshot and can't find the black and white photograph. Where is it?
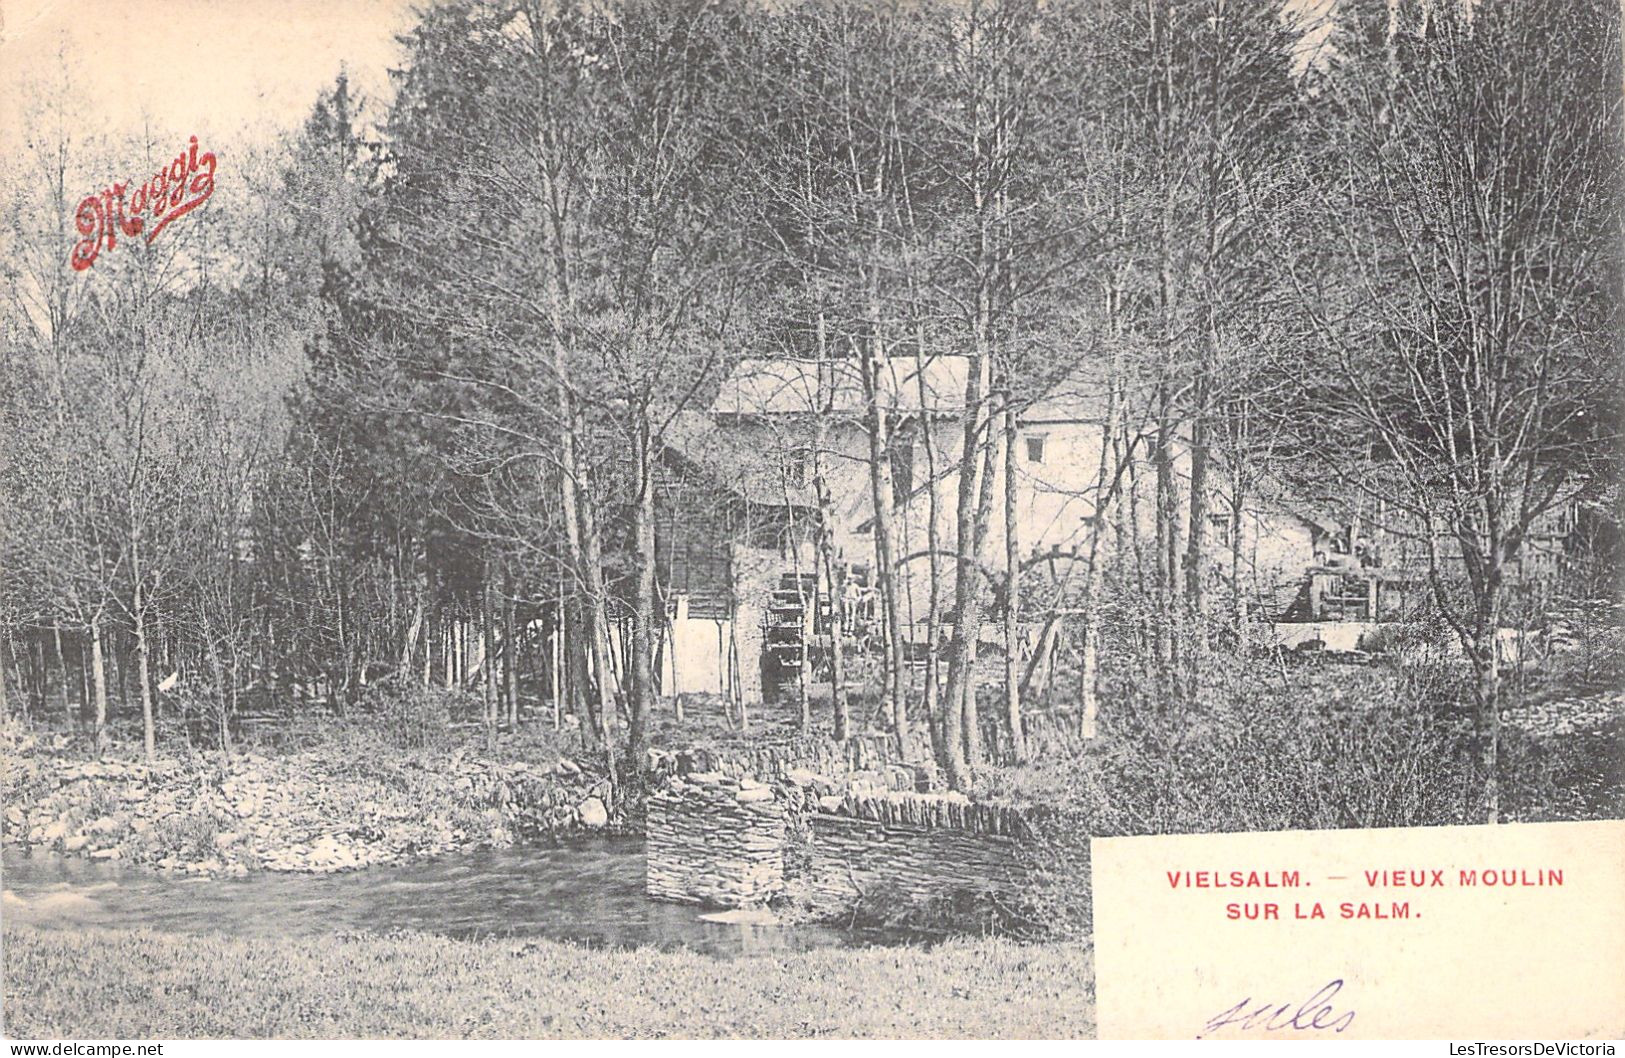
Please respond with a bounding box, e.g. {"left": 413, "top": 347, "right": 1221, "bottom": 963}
{"left": 1, "top": 0, "right": 1621, "bottom": 1042}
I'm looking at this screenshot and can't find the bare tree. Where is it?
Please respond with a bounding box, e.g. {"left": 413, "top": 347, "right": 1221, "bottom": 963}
{"left": 1292, "top": 0, "right": 1621, "bottom": 821}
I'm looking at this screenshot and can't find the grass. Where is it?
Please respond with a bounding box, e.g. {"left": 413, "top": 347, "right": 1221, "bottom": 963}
{"left": 1, "top": 926, "right": 1095, "bottom": 1039}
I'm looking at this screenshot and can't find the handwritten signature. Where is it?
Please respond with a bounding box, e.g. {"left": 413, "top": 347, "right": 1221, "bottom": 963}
{"left": 1197, "top": 979, "right": 1356, "bottom": 1039}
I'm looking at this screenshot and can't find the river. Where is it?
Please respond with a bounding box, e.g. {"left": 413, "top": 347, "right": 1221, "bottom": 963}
{"left": 0, "top": 840, "right": 897, "bottom": 958}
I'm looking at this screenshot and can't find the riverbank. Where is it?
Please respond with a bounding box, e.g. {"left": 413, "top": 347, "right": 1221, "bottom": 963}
{"left": 0, "top": 724, "right": 613, "bottom": 876}
{"left": 1, "top": 926, "right": 1095, "bottom": 1038}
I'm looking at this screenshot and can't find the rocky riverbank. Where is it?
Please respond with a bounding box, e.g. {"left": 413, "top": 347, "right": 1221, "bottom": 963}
{"left": 1, "top": 731, "right": 613, "bottom": 876}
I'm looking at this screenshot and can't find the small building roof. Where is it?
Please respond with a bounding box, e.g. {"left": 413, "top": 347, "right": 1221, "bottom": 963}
{"left": 660, "top": 409, "right": 817, "bottom": 508}
{"left": 1021, "top": 355, "right": 1116, "bottom": 424}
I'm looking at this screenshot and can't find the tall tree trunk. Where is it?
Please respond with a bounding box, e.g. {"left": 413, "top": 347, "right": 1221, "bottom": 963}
{"left": 401, "top": 595, "right": 424, "bottom": 683}
{"left": 1153, "top": 386, "right": 1181, "bottom": 687}
{"left": 727, "top": 606, "right": 747, "bottom": 733}
{"left": 204, "top": 633, "right": 232, "bottom": 754}
{"left": 423, "top": 610, "right": 434, "bottom": 688}
{"left": 114, "top": 631, "right": 129, "bottom": 712}
{"left": 482, "top": 557, "right": 498, "bottom": 751}
{"left": 131, "top": 527, "right": 156, "bottom": 761}
{"left": 913, "top": 323, "right": 946, "bottom": 766}
{"left": 1002, "top": 398, "right": 1025, "bottom": 762}
{"left": 1230, "top": 456, "right": 1248, "bottom": 647}
{"left": 503, "top": 568, "right": 518, "bottom": 728}
{"left": 78, "top": 633, "right": 90, "bottom": 720}
{"left": 1430, "top": 522, "right": 1504, "bottom": 826}
{"left": 567, "top": 597, "right": 591, "bottom": 736}
{"left": 536, "top": 116, "right": 611, "bottom": 780}
{"left": 551, "top": 591, "right": 563, "bottom": 730}
{"left": 1184, "top": 368, "right": 1210, "bottom": 700}
{"left": 134, "top": 599, "right": 155, "bottom": 760}
{"left": 89, "top": 614, "right": 107, "bottom": 755}
{"left": 959, "top": 393, "right": 1003, "bottom": 767}
{"left": 576, "top": 482, "right": 618, "bottom": 785}
{"left": 542, "top": 246, "right": 602, "bottom": 751}
{"left": 862, "top": 347, "right": 911, "bottom": 761}
{"left": 1473, "top": 558, "right": 1505, "bottom": 824}
{"left": 1184, "top": 381, "right": 1210, "bottom": 610}
{"left": 818, "top": 534, "right": 848, "bottom": 740}
{"left": 1081, "top": 288, "right": 1126, "bottom": 739}
{"left": 1153, "top": 175, "right": 1181, "bottom": 685}
{"left": 0, "top": 628, "right": 11, "bottom": 725}
{"left": 939, "top": 353, "right": 991, "bottom": 789}
{"left": 1474, "top": 633, "right": 1501, "bottom": 824}
{"left": 629, "top": 421, "right": 658, "bottom": 774}
{"left": 32, "top": 637, "right": 45, "bottom": 721}
{"left": 812, "top": 307, "right": 849, "bottom": 741}
{"left": 53, "top": 620, "right": 70, "bottom": 725}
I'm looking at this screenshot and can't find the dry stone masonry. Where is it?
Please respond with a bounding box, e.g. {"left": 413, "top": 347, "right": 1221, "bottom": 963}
{"left": 644, "top": 765, "right": 1040, "bottom": 929}
{"left": 645, "top": 771, "right": 786, "bottom": 907}
{"left": 802, "top": 792, "right": 1035, "bottom": 925}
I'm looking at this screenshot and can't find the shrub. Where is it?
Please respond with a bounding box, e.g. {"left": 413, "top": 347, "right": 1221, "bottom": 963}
{"left": 1368, "top": 618, "right": 1471, "bottom": 714}
{"left": 366, "top": 684, "right": 465, "bottom": 750}
{"left": 1501, "top": 717, "right": 1625, "bottom": 822}
{"left": 997, "top": 662, "right": 1489, "bottom": 938}
{"left": 74, "top": 781, "right": 123, "bottom": 825}
{"left": 0, "top": 724, "right": 54, "bottom": 815}
{"left": 141, "top": 811, "right": 229, "bottom": 864}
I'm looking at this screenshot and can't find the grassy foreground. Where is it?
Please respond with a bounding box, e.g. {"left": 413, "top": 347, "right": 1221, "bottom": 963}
{"left": 2, "top": 926, "right": 1095, "bottom": 1039}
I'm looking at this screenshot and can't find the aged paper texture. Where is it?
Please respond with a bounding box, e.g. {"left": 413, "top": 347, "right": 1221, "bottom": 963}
{"left": 1093, "top": 821, "right": 1625, "bottom": 1040}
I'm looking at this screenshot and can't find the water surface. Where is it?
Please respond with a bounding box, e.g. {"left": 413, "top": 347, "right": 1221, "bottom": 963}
{"left": 1, "top": 840, "right": 889, "bottom": 958}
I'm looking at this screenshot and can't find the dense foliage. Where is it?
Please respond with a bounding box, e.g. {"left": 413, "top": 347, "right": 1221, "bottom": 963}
{"left": 1, "top": 1, "right": 1618, "bottom": 810}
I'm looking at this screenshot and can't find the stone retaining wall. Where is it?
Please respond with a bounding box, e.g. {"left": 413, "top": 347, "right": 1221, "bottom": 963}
{"left": 643, "top": 772, "right": 1044, "bottom": 930}
{"left": 645, "top": 772, "right": 784, "bottom": 907}
{"left": 800, "top": 792, "right": 1035, "bottom": 925}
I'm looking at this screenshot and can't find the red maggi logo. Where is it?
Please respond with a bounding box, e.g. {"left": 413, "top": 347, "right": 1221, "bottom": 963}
{"left": 70, "top": 135, "right": 217, "bottom": 271}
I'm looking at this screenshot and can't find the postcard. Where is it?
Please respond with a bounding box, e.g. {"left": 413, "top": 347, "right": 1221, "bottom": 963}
{"left": 2, "top": 0, "right": 1619, "bottom": 1044}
